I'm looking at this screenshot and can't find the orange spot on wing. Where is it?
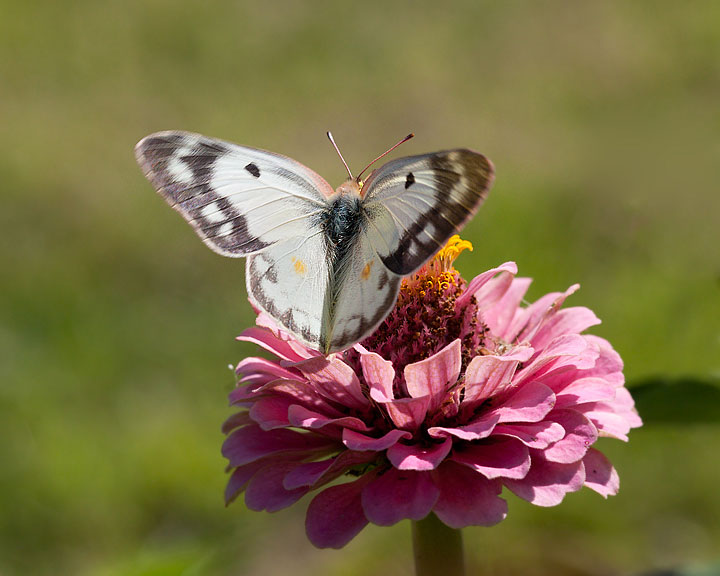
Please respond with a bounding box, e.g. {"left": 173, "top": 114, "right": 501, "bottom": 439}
{"left": 361, "top": 261, "right": 374, "bottom": 280}
{"left": 292, "top": 257, "right": 306, "bottom": 275}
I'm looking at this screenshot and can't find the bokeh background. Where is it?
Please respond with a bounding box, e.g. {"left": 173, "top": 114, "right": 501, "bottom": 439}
{"left": 2, "top": 1, "right": 719, "bottom": 575}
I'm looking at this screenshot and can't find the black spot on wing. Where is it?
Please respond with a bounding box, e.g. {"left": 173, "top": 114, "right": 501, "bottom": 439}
{"left": 378, "top": 150, "right": 493, "bottom": 275}
{"left": 405, "top": 172, "right": 415, "bottom": 189}
{"left": 245, "top": 162, "right": 261, "bottom": 178}
{"left": 138, "top": 133, "right": 272, "bottom": 257}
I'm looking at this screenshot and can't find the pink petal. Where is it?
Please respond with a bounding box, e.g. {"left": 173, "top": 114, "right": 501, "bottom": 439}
{"left": 228, "top": 383, "right": 265, "bottom": 404}
{"left": 493, "top": 381, "right": 556, "bottom": 423}
{"left": 530, "top": 306, "right": 601, "bottom": 351}
{"left": 285, "top": 451, "right": 379, "bottom": 491}
{"left": 483, "top": 277, "right": 533, "bottom": 340}
{"left": 291, "top": 355, "right": 369, "bottom": 410}
{"left": 237, "top": 326, "right": 309, "bottom": 362}
{"left": 451, "top": 437, "right": 530, "bottom": 479}
{"left": 433, "top": 461, "right": 507, "bottom": 528}
{"left": 404, "top": 340, "right": 461, "bottom": 411}
{"left": 429, "top": 412, "right": 499, "bottom": 441}
{"left": 578, "top": 388, "right": 641, "bottom": 440}
{"left": 249, "top": 396, "right": 292, "bottom": 429}
{"left": 260, "top": 380, "right": 346, "bottom": 416}
{"left": 373, "top": 394, "right": 430, "bottom": 431}
{"left": 222, "top": 425, "right": 338, "bottom": 467}
{"left": 387, "top": 437, "right": 453, "bottom": 471}
{"left": 504, "top": 457, "right": 585, "bottom": 506}
{"left": 578, "top": 405, "right": 634, "bottom": 441}
{"left": 493, "top": 421, "right": 566, "bottom": 449}
{"left": 583, "top": 448, "right": 620, "bottom": 497}
{"left": 542, "top": 409, "right": 598, "bottom": 463}
{"left": 235, "top": 357, "right": 299, "bottom": 384}
{"left": 283, "top": 459, "right": 336, "bottom": 490}
{"left": 584, "top": 335, "right": 624, "bottom": 376}
{"left": 302, "top": 451, "right": 379, "bottom": 490}
{"left": 287, "top": 404, "right": 370, "bottom": 433}
{"left": 245, "top": 462, "right": 310, "bottom": 512}
{"left": 515, "top": 334, "right": 596, "bottom": 385}
{"left": 229, "top": 379, "right": 345, "bottom": 418}
{"left": 305, "top": 476, "right": 373, "bottom": 548}
{"left": 361, "top": 468, "right": 439, "bottom": 525}
{"left": 613, "top": 386, "right": 640, "bottom": 414}
{"left": 254, "top": 313, "right": 322, "bottom": 360}
{"left": 225, "top": 460, "right": 267, "bottom": 505}
{"left": 343, "top": 428, "right": 412, "bottom": 451}
{"left": 221, "top": 411, "right": 253, "bottom": 434}
{"left": 555, "top": 377, "right": 617, "bottom": 407}
{"left": 359, "top": 350, "right": 396, "bottom": 400}
{"left": 508, "top": 284, "right": 580, "bottom": 343}
{"left": 462, "top": 346, "right": 534, "bottom": 405}
{"left": 544, "top": 335, "right": 600, "bottom": 372}
{"left": 459, "top": 262, "right": 518, "bottom": 307}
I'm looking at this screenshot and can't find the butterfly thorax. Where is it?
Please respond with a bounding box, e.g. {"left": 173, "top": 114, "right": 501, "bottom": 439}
{"left": 321, "top": 186, "right": 364, "bottom": 250}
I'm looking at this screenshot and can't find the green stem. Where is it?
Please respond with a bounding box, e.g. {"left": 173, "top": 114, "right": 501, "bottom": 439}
{"left": 411, "top": 514, "right": 465, "bottom": 576}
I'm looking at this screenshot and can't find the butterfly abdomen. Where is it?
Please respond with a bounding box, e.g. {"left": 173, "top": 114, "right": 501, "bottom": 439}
{"left": 316, "top": 194, "right": 368, "bottom": 350}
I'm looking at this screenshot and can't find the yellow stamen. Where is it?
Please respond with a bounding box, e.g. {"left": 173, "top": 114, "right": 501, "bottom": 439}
{"left": 434, "top": 235, "right": 473, "bottom": 271}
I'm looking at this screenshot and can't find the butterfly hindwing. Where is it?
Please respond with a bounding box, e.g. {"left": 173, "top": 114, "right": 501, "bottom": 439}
{"left": 135, "top": 131, "right": 333, "bottom": 257}
{"left": 322, "top": 230, "right": 402, "bottom": 352}
{"left": 246, "top": 232, "right": 330, "bottom": 350}
{"left": 361, "top": 149, "right": 493, "bottom": 275}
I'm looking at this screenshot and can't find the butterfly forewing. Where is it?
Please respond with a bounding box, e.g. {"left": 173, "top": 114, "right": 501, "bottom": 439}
{"left": 361, "top": 149, "right": 494, "bottom": 275}
{"left": 135, "top": 131, "right": 333, "bottom": 257}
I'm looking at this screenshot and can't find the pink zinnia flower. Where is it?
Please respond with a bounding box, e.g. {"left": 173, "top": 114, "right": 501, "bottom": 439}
{"left": 222, "top": 236, "right": 642, "bottom": 548}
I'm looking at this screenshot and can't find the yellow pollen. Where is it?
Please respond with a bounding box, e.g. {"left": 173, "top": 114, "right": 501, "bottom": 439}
{"left": 291, "top": 257, "right": 306, "bottom": 275}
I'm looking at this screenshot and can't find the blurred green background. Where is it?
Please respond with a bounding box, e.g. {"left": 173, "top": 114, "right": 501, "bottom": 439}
{"left": 2, "top": 1, "right": 719, "bottom": 575}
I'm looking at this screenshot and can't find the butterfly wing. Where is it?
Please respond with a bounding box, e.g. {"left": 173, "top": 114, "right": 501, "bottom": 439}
{"left": 321, "top": 231, "right": 402, "bottom": 352}
{"left": 361, "top": 149, "right": 494, "bottom": 275}
{"left": 135, "top": 131, "right": 333, "bottom": 256}
{"left": 136, "top": 131, "right": 337, "bottom": 349}
{"left": 246, "top": 234, "right": 331, "bottom": 351}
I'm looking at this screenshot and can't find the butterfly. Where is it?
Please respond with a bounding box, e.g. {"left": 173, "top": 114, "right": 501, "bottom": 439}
{"left": 135, "top": 130, "right": 494, "bottom": 354}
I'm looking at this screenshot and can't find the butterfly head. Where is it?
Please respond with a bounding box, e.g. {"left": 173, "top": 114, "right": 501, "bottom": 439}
{"left": 327, "top": 131, "right": 414, "bottom": 199}
{"left": 334, "top": 178, "right": 364, "bottom": 198}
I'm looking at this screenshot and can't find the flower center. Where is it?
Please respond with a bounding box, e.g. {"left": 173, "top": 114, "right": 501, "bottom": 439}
{"left": 359, "top": 236, "right": 488, "bottom": 396}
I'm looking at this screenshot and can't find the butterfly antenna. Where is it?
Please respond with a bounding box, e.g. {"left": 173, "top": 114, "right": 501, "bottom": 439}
{"left": 327, "top": 131, "right": 354, "bottom": 180}
{"left": 356, "top": 133, "right": 415, "bottom": 181}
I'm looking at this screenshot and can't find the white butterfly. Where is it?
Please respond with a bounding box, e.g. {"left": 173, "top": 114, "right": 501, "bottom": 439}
{"left": 135, "top": 131, "right": 494, "bottom": 353}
